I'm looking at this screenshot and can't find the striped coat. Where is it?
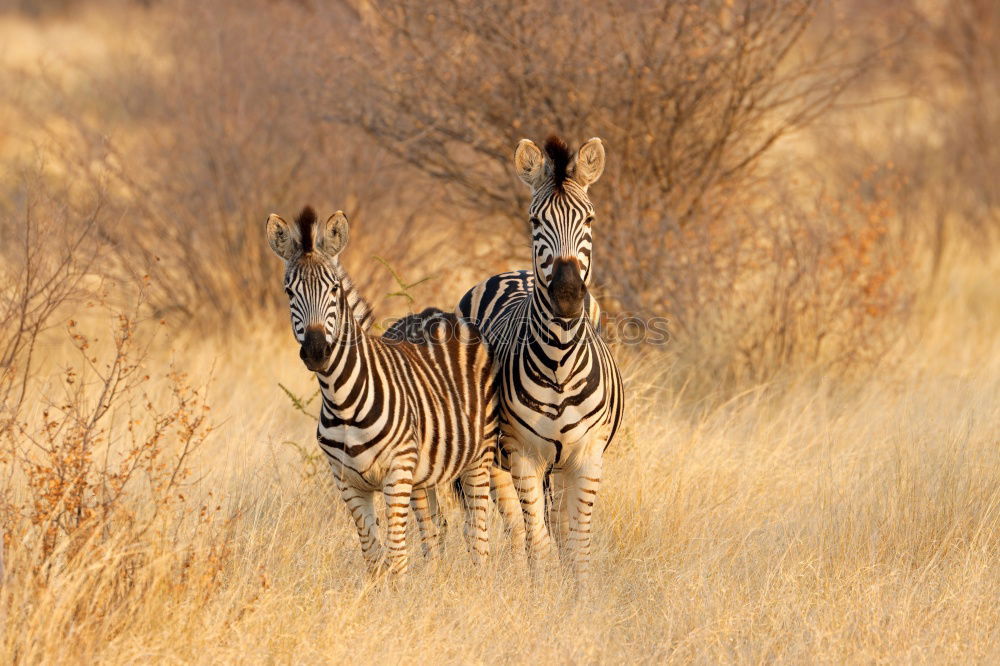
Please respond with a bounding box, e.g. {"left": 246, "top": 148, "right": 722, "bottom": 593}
{"left": 456, "top": 137, "right": 624, "bottom": 580}
{"left": 267, "top": 207, "right": 497, "bottom": 574}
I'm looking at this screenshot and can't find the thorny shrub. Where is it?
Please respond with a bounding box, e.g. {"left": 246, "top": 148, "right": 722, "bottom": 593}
{"left": 338, "top": 0, "right": 877, "bottom": 221}
{"left": 0, "top": 300, "right": 214, "bottom": 571}
{"left": 0, "top": 301, "right": 235, "bottom": 643}
{"left": 0, "top": 174, "right": 228, "bottom": 628}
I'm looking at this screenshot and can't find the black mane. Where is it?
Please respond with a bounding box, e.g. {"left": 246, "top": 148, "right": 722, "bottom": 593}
{"left": 296, "top": 206, "right": 317, "bottom": 253}
{"left": 544, "top": 135, "right": 571, "bottom": 186}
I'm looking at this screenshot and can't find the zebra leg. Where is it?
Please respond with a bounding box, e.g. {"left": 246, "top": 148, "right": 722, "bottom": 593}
{"left": 460, "top": 455, "right": 492, "bottom": 565}
{"left": 382, "top": 458, "right": 416, "bottom": 574}
{"left": 338, "top": 483, "right": 383, "bottom": 572}
{"left": 510, "top": 449, "right": 553, "bottom": 564}
{"left": 490, "top": 465, "right": 526, "bottom": 555}
{"left": 565, "top": 456, "right": 604, "bottom": 583}
{"left": 546, "top": 468, "right": 571, "bottom": 558}
{"left": 427, "top": 484, "right": 449, "bottom": 539}
{"left": 410, "top": 487, "right": 440, "bottom": 559}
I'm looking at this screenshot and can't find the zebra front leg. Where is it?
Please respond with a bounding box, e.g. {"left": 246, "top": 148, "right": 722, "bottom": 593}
{"left": 460, "top": 455, "right": 493, "bottom": 565}
{"left": 338, "top": 482, "right": 383, "bottom": 572}
{"left": 490, "top": 465, "right": 526, "bottom": 555}
{"left": 510, "top": 448, "right": 553, "bottom": 565}
{"left": 383, "top": 457, "right": 417, "bottom": 574}
{"left": 410, "top": 487, "right": 441, "bottom": 559}
{"left": 565, "top": 456, "right": 604, "bottom": 583}
{"left": 546, "top": 468, "right": 570, "bottom": 557}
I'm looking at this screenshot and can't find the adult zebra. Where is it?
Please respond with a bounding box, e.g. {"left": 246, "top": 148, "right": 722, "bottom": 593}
{"left": 456, "top": 136, "right": 624, "bottom": 580}
{"left": 266, "top": 206, "right": 498, "bottom": 574}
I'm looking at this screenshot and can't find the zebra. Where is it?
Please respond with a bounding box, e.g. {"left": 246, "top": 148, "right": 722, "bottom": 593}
{"left": 455, "top": 136, "right": 625, "bottom": 580}
{"left": 266, "top": 206, "right": 499, "bottom": 574}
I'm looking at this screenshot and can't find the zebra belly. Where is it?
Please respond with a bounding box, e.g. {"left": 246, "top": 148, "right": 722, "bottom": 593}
{"left": 410, "top": 422, "right": 483, "bottom": 487}
{"left": 319, "top": 428, "right": 480, "bottom": 491}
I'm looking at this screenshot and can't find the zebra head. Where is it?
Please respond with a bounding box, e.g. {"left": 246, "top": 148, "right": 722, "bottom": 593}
{"left": 266, "top": 206, "right": 351, "bottom": 372}
{"left": 514, "top": 135, "right": 605, "bottom": 319}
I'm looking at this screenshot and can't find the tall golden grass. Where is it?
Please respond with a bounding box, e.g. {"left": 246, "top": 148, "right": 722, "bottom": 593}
{"left": 3, "top": 254, "right": 998, "bottom": 662}
{"left": 1, "top": 1, "right": 999, "bottom": 663}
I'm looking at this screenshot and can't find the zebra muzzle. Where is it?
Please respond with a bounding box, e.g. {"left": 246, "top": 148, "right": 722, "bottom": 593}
{"left": 300, "top": 325, "right": 332, "bottom": 371}
{"left": 549, "top": 258, "right": 586, "bottom": 318}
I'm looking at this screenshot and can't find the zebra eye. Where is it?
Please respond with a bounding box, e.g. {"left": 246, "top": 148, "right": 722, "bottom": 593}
{"left": 584, "top": 216, "right": 594, "bottom": 226}
{"left": 284, "top": 287, "right": 294, "bottom": 298}
{"left": 530, "top": 217, "right": 540, "bottom": 228}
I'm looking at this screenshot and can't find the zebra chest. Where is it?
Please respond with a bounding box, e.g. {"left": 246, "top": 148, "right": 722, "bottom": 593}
{"left": 502, "top": 377, "right": 608, "bottom": 447}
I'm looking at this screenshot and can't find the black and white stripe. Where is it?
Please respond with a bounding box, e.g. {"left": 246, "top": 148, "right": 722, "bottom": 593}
{"left": 456, "top": 137, "right": 624, "bottom": 580}
{"left": 267, "top": 207, "right": 498, "bottom": 574}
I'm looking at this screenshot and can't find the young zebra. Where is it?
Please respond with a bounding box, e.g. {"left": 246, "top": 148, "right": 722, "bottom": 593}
{"left": 456, "top": 136, "right": 625, "bottom": 580}
{"left": 266, "top": 206, "right": 498, "bottom": 574}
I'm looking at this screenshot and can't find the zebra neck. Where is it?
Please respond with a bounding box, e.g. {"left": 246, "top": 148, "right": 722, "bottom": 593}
{"left": 315, "top": 307, "right": 376, "bottom": 416}
{"left": 526, "top": 284, "right": 590, "bottom": 384}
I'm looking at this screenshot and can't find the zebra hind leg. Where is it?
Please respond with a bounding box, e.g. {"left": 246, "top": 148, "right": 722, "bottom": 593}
{"left": 428, "top": 484, "right": 449, "bottom": 540}
{"left": 490, "top": 465, "right": 526, "bottom": 556}
{"left": 546, "top": 469, "right": 571, "bottom": 562}
{"left": 460, "top": 456, "right": 492, "bottom": 565}
{"left": 410, "top": 487, "right": 441, "bottom": 559}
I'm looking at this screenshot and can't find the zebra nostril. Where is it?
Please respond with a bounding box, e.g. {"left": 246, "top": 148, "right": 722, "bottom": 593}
{"left": 549, "top": 258, "right": 585, "bottom": 317}
{"left": 301, "top": 326, "right": 331, "bottom": 369}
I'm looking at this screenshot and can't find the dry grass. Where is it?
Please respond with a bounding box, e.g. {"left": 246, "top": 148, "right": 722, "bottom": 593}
{"left": 2, "top": 251, "right": 998, "bottom": 663}
{"left": 2, "top": 2, "right": 999, "bottom": 663}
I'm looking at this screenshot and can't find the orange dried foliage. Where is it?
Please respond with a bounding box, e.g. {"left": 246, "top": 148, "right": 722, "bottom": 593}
{"left": 1, "top": 308, "right": 213, "bottom": 577}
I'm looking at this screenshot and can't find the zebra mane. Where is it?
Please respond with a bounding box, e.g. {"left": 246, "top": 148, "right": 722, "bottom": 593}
{"left": 295, "top": 206, "right": 317, "bottom": 253}
{"left": 334, "top": 264, "right": 375, "bottom": 331}
{"left": 544, "top": 135, "right": 571, "bottom": 186}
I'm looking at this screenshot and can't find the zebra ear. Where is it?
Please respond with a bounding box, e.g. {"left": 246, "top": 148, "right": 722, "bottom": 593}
{"left": 322, "top": 211, "right": 349, "bottom": 256}
{"left": 266, "top": 213, "right": 299, "bottom": 261}
{"left": 573, "top": 137, "right": 605, "bottom": 188}
{"left": 513, "top": 139, "right": 545, "bottom": 189}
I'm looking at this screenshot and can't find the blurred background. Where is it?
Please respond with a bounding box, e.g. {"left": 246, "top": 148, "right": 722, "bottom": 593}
{"left": 2, "top": 0, "right": 997, "bottom": 387}
{"left": 1, "top": 1, "right": 998, "bottom": 661}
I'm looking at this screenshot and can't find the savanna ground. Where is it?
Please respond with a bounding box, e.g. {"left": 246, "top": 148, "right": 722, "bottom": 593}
{"left": 1, "top": 1, "right": 998, "bottom": 662}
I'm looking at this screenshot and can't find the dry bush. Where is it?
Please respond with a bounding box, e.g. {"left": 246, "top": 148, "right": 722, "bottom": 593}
{"left": 1, "top": 307, "right": 211, "bottom": 562}
{"left": 646, "top": 165, "right": 913, "bottom": 389}
{"left": 338, "top": 0, "right": 871, "bottom": 223}
{"left": 0, "top": 294, "right": 225, "bottom": 653}
{"left": 0, "top": 169, "right": 105, "bottom": 415}
{"left": 823, "top": 0, "right": 999, "bottom": 274}
{"left": 0, "top": 170, "right": 217, "bottom": 624}
{"left": 901, "top": 0, "right": 1000, "bottom": 268}
{"left": 6, "top": 0, "right": 915, "bottom": 388}
{"left": 12, "top": 0, "right": 454, "bottom": 327}
{"left": 330, "top": 0, "right": 909, "bottom": 385}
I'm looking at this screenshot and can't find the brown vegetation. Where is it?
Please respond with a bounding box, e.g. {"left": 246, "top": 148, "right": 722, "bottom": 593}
{"left": 0, "top": 0, "right": 998, "bottom": 662}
